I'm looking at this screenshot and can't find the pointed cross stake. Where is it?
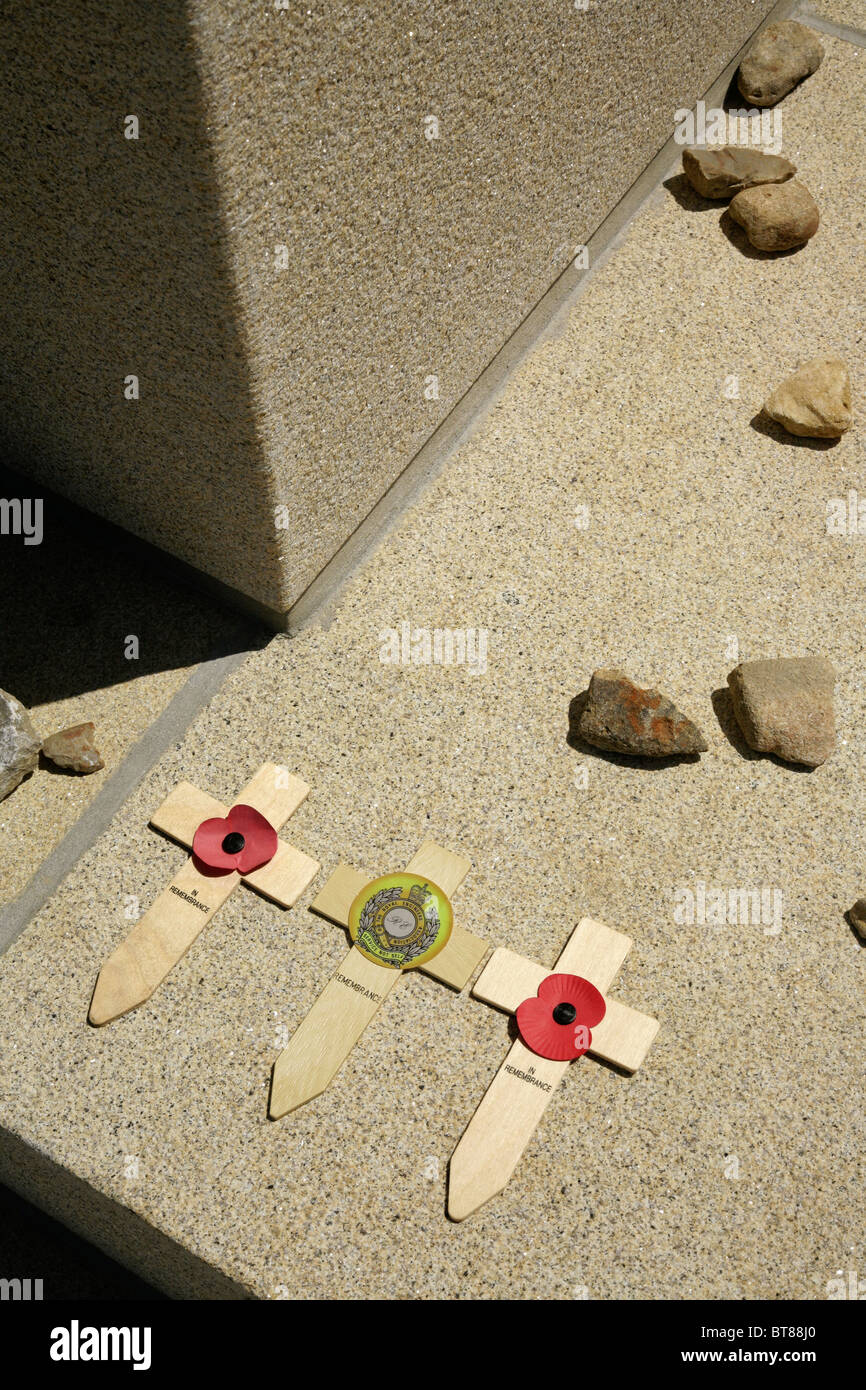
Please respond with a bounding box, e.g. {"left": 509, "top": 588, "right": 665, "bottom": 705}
{"left": 448, "top": 916, "right": 659, "bottom": 1220}
{"left": 89, "top": 763, "right": 320, "bottom": 1025}
{"left": 268, "top": 840, "right": 487, "bottom": 1117}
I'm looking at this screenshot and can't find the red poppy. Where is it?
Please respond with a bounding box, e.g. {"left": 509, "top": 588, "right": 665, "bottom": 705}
{"left": 516, "top": 973, "right": 606, "bottom": 1061}
{"left": 192, "top": 804, "right": 278, "bottom": 875}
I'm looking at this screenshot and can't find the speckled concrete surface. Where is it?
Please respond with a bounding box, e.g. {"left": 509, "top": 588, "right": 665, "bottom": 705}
{"left": 0, "top": 0, "right": 778, "bottom": 614}
{"left": 0, "top": 34, "right": 864, "bottom": 1300}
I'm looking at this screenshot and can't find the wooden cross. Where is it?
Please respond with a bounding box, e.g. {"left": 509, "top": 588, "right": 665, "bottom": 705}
{"left": 447, "top": 916, "right": 659, "bottom": 1220}
{"left": 89, "top": 763, "right": 320, "bottom": 1026}
{"left": 268, "top": 840, "right": 487, "bottom": 1118}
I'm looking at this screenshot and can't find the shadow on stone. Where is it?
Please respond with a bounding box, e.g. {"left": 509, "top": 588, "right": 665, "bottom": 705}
{"left": 711, "top": 687, "right": 761, "bottom": 759}
{"left": 0, "top": 2, "right": 287, "bottom": 614}
{"left": 0, "top": 1125, "right": 246, "bottom": 1299}
{"left": 0, "top": 461, "right": 266, "bottom": 707}
{"left": 662, "top": 173, "right": 719, "bottom": 213}
{"left": 0, "top": 1181, "right": 165, "bottom": 1301}
{"left": 566, "top": 690, "right": 702, "bottom": 770}
{"left": 37, "top": 752, "right": 85, "bottom": 779}
{"left": 710, "top": 687, "right": 816, "bottom": 772}
{"left": 721, "top": 70, "right": 746, "bottom": 111}
{"left": 748, "top": 412, "right": 840, "bottom": 451}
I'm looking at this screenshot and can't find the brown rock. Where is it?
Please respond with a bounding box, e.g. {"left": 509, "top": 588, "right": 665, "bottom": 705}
{"left": 0, "top": 689, "right": 41, "bottom": 800}
{"left": 682, "top": 146, "right": 796, "bottom": 199}
{"left": 728, "top": 180, "right": 819, "bottom": 251}
{"left": 763, "top": 355, "right": 852, "bottom": 439}
{"left": 727, "top": 657, "right": 835, "bottom": 767}
{"left": 575, "top": 669, "right": 708, "bottom": 758}
{"left": 42, "top": 722, "right": 104, "bottom": 774}
{"left": 847, "top": 899, "right": 866, "bottom": 941}
{"left": 737, "top": 21, "right": 824, "bottom": 107}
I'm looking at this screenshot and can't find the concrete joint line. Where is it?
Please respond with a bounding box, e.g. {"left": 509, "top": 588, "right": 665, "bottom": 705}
{"left": 798, "top": 8, "right": 866, "bottom": 46}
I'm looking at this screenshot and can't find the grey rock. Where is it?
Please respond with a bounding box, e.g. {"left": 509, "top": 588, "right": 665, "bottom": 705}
{"left": 0, "top": 688, "right": 41, "bottom": 800}
{"left": 42, "top": 722, "right": 104, "bottom": 774}
{"left": 575, "top": 668, "right": 708, "bottom": 758}
{"left": 727, "top": 657, "right": 836, "bottom": 766}
{"left": 728, "top": 179, "right": 819, "bottom": 251}
{"left": 682, "top": 145, "right": 796, "bottom": 199}
{"left": 763, "top": 355, "right": 852, "bottom": 439}
{"left": 737, "top": 21, "right": 824, "bottom": 107}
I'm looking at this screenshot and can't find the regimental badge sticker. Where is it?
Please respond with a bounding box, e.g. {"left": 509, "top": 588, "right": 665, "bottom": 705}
{"left": 348, "top": 873, "right": 453, "bottom": 970}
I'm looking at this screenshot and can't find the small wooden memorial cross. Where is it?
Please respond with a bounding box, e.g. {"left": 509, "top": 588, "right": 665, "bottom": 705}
{"left": 447, "top": 916, "right": 659, "bottom": 1220}
{"left": 268, "top": 840, "right": 487, "bottom": 1117}
{"left": 89, "top": 763, "right": 320, "bottom": 1025}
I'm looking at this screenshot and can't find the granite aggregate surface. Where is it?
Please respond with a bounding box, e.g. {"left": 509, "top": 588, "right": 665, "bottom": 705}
{"left": 0, "top": 34, "right": 863, "bottom": 1300}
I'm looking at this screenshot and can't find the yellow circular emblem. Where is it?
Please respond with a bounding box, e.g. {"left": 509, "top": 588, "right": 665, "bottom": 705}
{"left": 348, "top": 873, "right": 453, "bottom": 970}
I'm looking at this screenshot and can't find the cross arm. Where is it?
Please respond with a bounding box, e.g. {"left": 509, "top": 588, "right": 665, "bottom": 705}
{"left": 471, "top": 919, "right": 658, "bottom": 1073}
{"left": 591, "top": 998, "right": 659, "bottom": 1073}
{"left": 150, "top": 765, "right": 319, "bottom": 909}
{"left": 150, "top": 781, "right": 226, "bottom": 848}
{"left": 472, "top": 918, "right": 631, "bottom": 1011}
{"left": 556, "top": 916, "right": 633, "bottom": 992}
{"left": 404, "top": 840, "right": 471, "bottom": 897}
{"left": 471, "top": 947, "right": 547, "bottom": 1014}
{"left": 151, "top": 764, "right": 311, "bottom": 849}
{"left": 309, "top": 862, "right": 367, "bottom": 926}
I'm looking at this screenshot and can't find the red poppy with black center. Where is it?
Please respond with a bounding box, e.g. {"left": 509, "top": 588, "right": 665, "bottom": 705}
{"left": 192, "top": 804, "right": 278, "bottom": 875}
{"left": 516, "top": 973, "right": 606, "bottom": 1061}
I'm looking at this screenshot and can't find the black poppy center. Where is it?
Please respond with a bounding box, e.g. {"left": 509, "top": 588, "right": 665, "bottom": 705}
{"left": 552, "top": 1002, "right": 577, "bottom": 1025}
{"left": 222, "top": 831, "right": 246, "bottom": 855}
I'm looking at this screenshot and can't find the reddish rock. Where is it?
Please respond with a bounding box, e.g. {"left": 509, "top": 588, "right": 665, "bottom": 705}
{"left": 42, "top": 722, "right": 104, "bottom": 774}
{"left": 575, "top": 669, "right": 708, "bottom": 758}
